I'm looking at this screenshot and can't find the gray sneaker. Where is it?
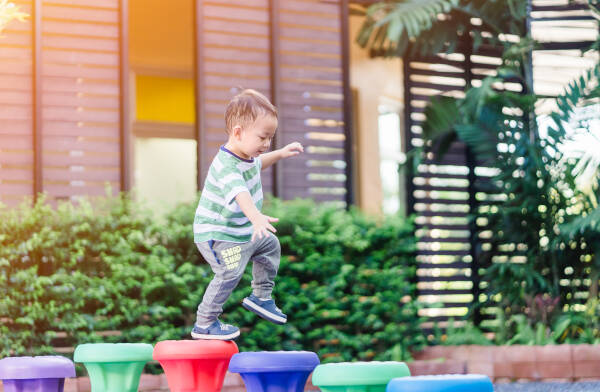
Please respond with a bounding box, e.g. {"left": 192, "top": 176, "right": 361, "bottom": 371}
{"left": 242, "top": 294, "right": 287, "bottom": 325}
{"left": 191, "top": 319, "right": 240, "bottom": 340}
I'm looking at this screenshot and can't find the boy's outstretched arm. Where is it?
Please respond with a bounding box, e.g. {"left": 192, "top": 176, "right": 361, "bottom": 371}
{"left": 260, "top": 142, "right": 304, "bottom": 170}
{"left": 235, "top": 191, "right": 279, "bottom": 241}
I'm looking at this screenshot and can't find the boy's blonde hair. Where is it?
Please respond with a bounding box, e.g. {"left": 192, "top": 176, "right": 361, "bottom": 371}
{"left": 225, "top": 89, "right": 278, "bottom": 133}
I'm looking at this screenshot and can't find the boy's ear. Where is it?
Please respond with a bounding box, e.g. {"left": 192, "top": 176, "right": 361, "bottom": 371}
{"left": 232, "top": 125, "right": 243, "bottom": 139}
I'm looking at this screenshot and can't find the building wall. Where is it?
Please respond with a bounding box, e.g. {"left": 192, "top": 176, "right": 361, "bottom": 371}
{"left": 348, "top": 15, "right": 404, "bottom": 216}
{"left": 132, "top": 74, "right": 197, "bottom": 213}
{"left": 130, "top": 13, "right": 406, "bottom": 216}
{"left": 135, "top": 75, "right": 195, "bottom": 123}
{"left": 133, "top": 137, "right": 197, "bottom": 214}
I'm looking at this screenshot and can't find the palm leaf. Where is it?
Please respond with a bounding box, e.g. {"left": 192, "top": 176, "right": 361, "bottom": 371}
{"left": 561, "top": 206, "right": 600, "bottom": 240}
{"left": 356, "top": 0, "right": 459, "bottom": 57}
{"left": 355, "top": 0, "right": 525, "bottom": 58}
{"left": 550, "top": 64, "right": 600, "bottom": 128}
{"left": 422, "top": 96, "right": 460, "bottom": 160}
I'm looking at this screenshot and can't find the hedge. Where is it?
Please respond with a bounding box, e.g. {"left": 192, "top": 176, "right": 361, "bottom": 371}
{"left": 0, "top": 194, "right": 423, "bottom": 365}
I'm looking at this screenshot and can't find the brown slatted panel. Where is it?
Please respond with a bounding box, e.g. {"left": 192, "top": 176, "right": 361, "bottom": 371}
{"left": 407, "top": 46, "right": 500, "bottom": 323}
{"left": 277, "top": 0, "right": 346, "bottom": 204}
{"left": 40, "top": 0, "right": 121, "bottom": 200}
{"left": 408, "top": 1, "right": 598, "bottom": 327}
{"left": 199, "top": 0, "right": 273, "bottom": 193}
{"left": 0, "top": 1, "right": 34, "bottom": 206}
{"left": 406, "top": 51, "right": 474, "bottom": 322}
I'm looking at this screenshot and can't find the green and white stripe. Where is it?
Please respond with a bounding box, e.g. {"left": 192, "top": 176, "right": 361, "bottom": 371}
{"left": 194, "top": 148, "right": 263, "bottom": 243}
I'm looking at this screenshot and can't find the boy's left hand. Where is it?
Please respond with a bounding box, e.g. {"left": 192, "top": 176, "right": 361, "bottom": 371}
{"left": 281, "top": 142, "right": 304, "bottom": 158}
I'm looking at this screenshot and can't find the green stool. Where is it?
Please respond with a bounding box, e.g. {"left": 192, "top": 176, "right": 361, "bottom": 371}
{"left": 312, "top": 361, "right": 410, "bottom": 392}
{"left": 74, "top": 343, "right": 153, "bottom": 392}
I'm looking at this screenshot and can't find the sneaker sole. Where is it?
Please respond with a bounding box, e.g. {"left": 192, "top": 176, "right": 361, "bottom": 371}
{"left": 242, "top": 298, "right": 287, "bottom": 325}
{"left": 190, "top": 330, "right": 240, "bottom": 340}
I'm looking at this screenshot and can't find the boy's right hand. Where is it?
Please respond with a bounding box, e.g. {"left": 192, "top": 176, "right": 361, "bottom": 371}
{"left": 250, "top": 213, "right": 279, "bottom": 242}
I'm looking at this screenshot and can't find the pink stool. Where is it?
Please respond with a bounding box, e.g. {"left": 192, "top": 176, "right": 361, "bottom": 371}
{"left": 153, "top": 340, "right": 238, "bottom": 392}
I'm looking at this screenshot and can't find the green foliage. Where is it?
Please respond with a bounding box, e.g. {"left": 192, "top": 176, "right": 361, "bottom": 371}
{"left": 0, "top": 194, "right": 424, "bottom": 365}
{"left": 440, "top": 299, "right": 600, "bottom": 346}
{"left": 356, "top": 0, "right": 459, "bottom": 56}
{"left": 418, "top": 60, "right": 600, "bottom": 318}
{"left": 435, "top": 319, "right": 493, "bottom": 346}
{"left": 359, "top": 0, "right": 600, "bottom": 346}
{"left": 552, "top": 298, "right": 600, "bottom": 344}
{"left": 355, "top": 0, "right": 526, "bottom": 58}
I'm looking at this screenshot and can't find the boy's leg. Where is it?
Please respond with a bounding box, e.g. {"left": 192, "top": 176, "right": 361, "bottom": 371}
{"left": 195, "top": 241, "right": 252, "bottom": 326}
{"left": 241, "top": 233, "right": 287, "bottom": 324}
{"left": 250, "top": 232, "right": 281, "bottom": 299}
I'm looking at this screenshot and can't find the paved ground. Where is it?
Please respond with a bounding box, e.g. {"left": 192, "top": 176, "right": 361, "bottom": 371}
{"left": 495, "top": 382, "right": 600, "bottom": 392}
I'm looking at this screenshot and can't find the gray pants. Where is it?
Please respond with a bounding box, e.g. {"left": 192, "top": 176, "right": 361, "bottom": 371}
{"left": 195, "top": 233, "right": 281, "bottom": 325}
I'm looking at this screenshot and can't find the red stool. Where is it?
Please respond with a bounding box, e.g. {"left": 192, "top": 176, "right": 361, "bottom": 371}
{"left": 153, "top": 340, "right": 238, "bottom": 392}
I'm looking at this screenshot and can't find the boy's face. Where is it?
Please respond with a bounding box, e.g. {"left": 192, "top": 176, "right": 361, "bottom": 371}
{"left": 237, "top": 114, "right": 278, "bottom": 159}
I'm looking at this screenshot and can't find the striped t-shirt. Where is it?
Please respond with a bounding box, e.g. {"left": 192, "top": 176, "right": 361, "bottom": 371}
{"left": 193, "top": 146, "right": 263, "bottom": 243}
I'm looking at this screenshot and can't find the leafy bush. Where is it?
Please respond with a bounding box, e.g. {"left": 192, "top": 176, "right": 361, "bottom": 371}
{"left": 438, "top": 298, "right": 600, "bottom": 346}
{"left": 0, "top": 194, "right": 424, "bottom": 364}
{"left": 435, "top": 319, "right": 493, "bottom": 346}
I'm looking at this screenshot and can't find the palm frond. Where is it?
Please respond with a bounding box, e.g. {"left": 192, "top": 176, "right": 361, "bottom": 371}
{"left": 458, "top": 0, "right": 527, "bottom": 37}
{"left": 422, "top": 96, "right": 460, "bottom": 160}
{"left": 356, "top": 0, "right": 459, "bottom": 57}
{"left": 550, "top": 64, "right": 600, "bottom": 131}
{"left": 561, "top": 205, "right": 600, "bottom": 240}
{"left": 559, "top": 130, "right": 600, "bottom": 195}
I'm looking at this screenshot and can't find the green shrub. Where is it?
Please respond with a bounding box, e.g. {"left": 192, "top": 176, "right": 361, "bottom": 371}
{"left": 0, "top": 194, "right": 424, "bottom": 364}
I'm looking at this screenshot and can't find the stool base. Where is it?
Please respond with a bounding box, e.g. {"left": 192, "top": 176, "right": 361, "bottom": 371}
{"left": 2, "top": 378, "right": 65, "bottom": 392}
{"left": 84, "top": 361, "right": 146, "bottom": 392}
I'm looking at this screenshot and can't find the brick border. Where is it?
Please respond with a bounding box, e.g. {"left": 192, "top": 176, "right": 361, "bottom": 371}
{"left": 413, "top": 344, "right": 600, "bottom": 382}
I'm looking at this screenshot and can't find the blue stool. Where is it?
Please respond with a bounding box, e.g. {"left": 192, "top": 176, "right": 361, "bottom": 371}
{"left": 228, "top": 351, "right": 320, "bottom": 392}
{"left": 0, "top": 356, "right": 75, "bottom": 392}
{"left": 387, "top": 374, "right": 493, "bottom": 392}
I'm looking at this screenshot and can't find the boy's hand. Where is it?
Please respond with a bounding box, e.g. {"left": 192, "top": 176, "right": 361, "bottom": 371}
{"left": 250, "top": 213, "right": 279, "bottom": 242}
{"left": 281, "top": 142, "right": 304, "bottom": 158}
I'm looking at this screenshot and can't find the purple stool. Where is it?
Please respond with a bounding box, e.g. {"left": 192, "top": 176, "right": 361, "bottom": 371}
{"left": 228, "top": 351, "right": 319, "bottom": 392}
{"left": 0, "top": 356, "right": 75, "bottom": 392}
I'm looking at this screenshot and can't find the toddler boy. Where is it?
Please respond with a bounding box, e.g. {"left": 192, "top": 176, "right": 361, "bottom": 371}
{"left": 192, "top": 89, "right": 303, "bottom": 340}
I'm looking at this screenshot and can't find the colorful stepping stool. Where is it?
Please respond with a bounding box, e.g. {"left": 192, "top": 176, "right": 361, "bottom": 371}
{"left": 153, "top": 340, "right": 238, "bottom": 392}
{"left": 74, "top": 343, "right": 153, "bottom": 392}
{"left": 0, "top": 356, "right": 75, "bottom": 392}
{"left": 228, "top": 351, "right": 320, "bottom": 392}
{"left": 312, "top": 361, "right": 410, "bottom": 392}
{"left": 386, "top": 374, "right": 493, "bottom": 392}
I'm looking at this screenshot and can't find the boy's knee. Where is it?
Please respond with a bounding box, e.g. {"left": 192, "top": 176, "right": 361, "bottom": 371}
{"left": 216, "top": 264, "right": 244, "bottom": 281}
{"left": 266, "top": 233, "right": 281, "bottom": 255}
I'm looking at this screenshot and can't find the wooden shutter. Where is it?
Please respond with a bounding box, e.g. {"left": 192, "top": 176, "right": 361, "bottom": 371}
{"left": 405, "top": 38, "right": 506, "bottom": 327}
{"left": 41, "top": 0, "right": 121, "bottom": 200}
{"left": 196, "top": 0, "right": 349, "bottom": 202}
{"left": 0, "top": 0, "right": 123, "bottom": 205}
{"left": 196, "top": 0, "right": 273, "bottom": 193}
{"left": 276, "top": 0, "right": 347, "bottom": 204}
{"left": 0, "top": 0, "right": 34, "bottom": 206}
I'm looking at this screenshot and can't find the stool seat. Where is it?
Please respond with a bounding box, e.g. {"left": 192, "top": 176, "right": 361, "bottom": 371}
{"left": 153, "top": 340, "right": 239, "bottom": 392}
{"left": 0, "top": 356, "right": 75, "bottom": 392}
{"left": 74, "top": 343, "right": 153, "bottom": 362}
{"left": 0, "top": 356, "right": 75, "bottom": 379}
{"left": 312, "top": 361, "right": 410, "bottom": 392}
{"left": 153, "top": 339, "right": 239, "bottom": 360}
{"left": 386, "top": 375, "right": 493, "bottom": 392}
{"left": 229, "top": 351, "right": 320, "bottom": 392}
{"left": 74, "top": 343, "right": 153, "bottom": 392}
{"left": 229, "top": 351, "right": 319, "bottom": 372}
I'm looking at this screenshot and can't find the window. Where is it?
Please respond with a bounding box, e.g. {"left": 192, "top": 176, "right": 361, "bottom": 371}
{"left": 378, "top": 105, "right": 406, "bottom": 215}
